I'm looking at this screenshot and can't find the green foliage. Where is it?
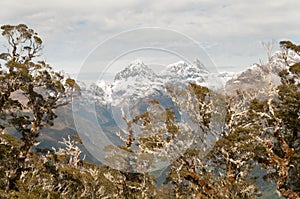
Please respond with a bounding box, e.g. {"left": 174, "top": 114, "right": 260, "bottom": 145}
{"left": 0, "top": 134, "right": 124, "bottom": 198}
{"left": 280, "top": 40, "right": 300, "bottom": 55}
{"left": 0, "top": 24, "right": 80, "bottom": 158}
{"left": 274, "top": 45, "right": 300, "bottom": 196}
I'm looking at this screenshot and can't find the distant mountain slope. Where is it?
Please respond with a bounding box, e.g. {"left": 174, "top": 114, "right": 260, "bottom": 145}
{"left": 225, "top": 50, "right": 300, "bottom": 94}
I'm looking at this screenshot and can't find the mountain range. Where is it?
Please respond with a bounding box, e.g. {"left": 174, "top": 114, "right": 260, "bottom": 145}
{"left": 13, "top": 49, "right": 293, "bottom": 157}
{"left": 80, "top": 58, "right": 226, "bottom": 107}
{"left": 78, "top": 48, "right": 300, "bottom": 109}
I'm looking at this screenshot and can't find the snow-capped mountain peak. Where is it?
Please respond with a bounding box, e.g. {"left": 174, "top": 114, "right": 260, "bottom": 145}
{"left": 114, "top": 59, "right": 157, "bottom": 81}
{"left": 160, "top": 59, "right": 209, "bottom": 85}
{"left": 166, "top": 61, "right": 189, "bottom": 72}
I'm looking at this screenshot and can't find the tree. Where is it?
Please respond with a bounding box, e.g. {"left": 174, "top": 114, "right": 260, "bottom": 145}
{"left": 155, "top": 40, "right": 300, "bottom": 198}
{"left": 224, "top": 40, "right": 300, "bottom": 198}
{"left": 0, "top": 133, "right": 118, "bottom": 198}
{"left": 264, "top": 40, "right": 299, "bottom": 198}
{"left": 164, "top": 85, "right": 260, "bottom": 199}
{"left": 0, "top": 24, "right": 80, "bottom": 159}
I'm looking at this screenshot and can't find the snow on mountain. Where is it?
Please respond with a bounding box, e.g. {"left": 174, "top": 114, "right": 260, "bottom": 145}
{"left": 110, "top": 60, "right": 163, "bottom": 106}
{"left": 225, "top": 50, "right": 300, "bottom": 93}
{"left": 79, "top": 48, "right": 300, "bottom": 106}
{"left": 94, "top": 80, "right": 113, "bottom": 103}
{"left": 110, "top": 59, "right": 221, "bottom": 106}
{"left": 114, "top": 59, "right": 157, "bottom": 82}
{"left": 160, "top": 59, "right": 209, "bottom": 85}
{"left": 217, "top": 72, "right": 237, "bottom": 84}
{"left": 79, "top": 58, "right": 233, "bottom": 107}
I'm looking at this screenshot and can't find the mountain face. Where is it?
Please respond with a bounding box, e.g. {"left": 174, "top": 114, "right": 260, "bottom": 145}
{"left": 70, "top": 59, "right": 214, "bottom": 164}
{"left": 73, "top": 58, "right": 213, "bottom": 134}
{"left": 225, "top": 50, "right": 300, "bottom": 93}
{"left": 160, "top": 60, "right": 209, "bottom": 85}
{"left": 92, "top": 80, "right": 113, "bottom": 103}
{"left": 114, "top": 59, "right": 157, "bottom": 81}
{"left": 82, "top": 59, "right": 216, "bottom": 107}
{"left": 111, "top": 60, "right": 161, "bottom": 105}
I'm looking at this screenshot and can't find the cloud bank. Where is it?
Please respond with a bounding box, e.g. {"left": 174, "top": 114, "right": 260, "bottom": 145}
{"left": 1, "top": 0, "right": 299, "bottom": 73}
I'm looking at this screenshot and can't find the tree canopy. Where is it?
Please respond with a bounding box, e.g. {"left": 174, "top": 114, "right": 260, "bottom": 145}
{"left": 0, "top": 24, "right": 80, "bottom": 158}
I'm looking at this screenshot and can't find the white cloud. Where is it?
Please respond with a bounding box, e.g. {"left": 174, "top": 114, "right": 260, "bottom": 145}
{"left": 1, "top": 0, "right": 299, "bottom": 73}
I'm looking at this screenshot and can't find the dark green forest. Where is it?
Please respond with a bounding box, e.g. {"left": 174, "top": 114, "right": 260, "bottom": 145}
{"left": 0, "top": 24, "right": 299, "bottom": 198}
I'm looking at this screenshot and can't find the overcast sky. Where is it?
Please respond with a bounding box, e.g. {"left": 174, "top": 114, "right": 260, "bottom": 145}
{"left": 1, "top": 0, "right": 300, "bottom": 76}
